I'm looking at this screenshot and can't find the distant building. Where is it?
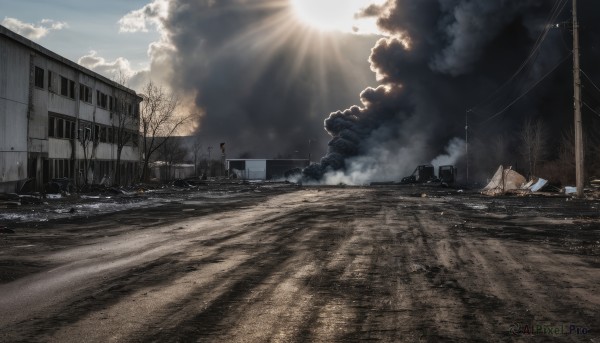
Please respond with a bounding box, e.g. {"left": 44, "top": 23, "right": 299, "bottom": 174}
{"left": 226, "top": 159, "right": 310, "bottom": 180}
{"left": 0, "top": 25, "right": 142, "bottom": 193}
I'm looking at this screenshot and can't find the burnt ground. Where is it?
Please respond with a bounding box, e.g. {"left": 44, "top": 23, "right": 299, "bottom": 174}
{"left": 0, "top": 185, "right": 599, "bottom": 342}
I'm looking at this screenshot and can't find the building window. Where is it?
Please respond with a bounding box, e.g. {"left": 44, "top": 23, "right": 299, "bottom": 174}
{"left": 60, "top": 76, "right": 68, "bottom": 96}
{"left": 86, "top": 86, "right": 92, "bottom": 103}
{"left": 60, "top": 77, "right": 75, "bottom": 99}
{"left": 79, "top": 122, "right": 92, "bottom": 141}
{"left": 69, "top": 80, "right": 75, "bottom": 99}
{"left": 57, "top": 118, "right": 64, "bottom": 137}
{"left": 49, "top": 159, "right": 73, "bottom": 179}
{"left": 47, "top": 70, "right": 53, "bottom": 91}
{"left": 100, "top": 126, "right": 107, "bottom": 143}
{"left": 64, "top": 121, "right": 72, "bottom": 139}
{"left": 35, "top": 66, "right": 44, "bottom": 88}
{"left": 49, "top": 117, "right": 55, "bottom": 137}
{"left": 96, "top": 91, "right": 109, "bottom": 109}
{"left": 49, "top": 116, "right": 76, "bottom": 139}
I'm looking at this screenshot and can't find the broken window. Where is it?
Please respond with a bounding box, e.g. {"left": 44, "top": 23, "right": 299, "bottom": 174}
{"left": 60, "top": 76, "right": 68, "bottom": 97}
{"left": 80, "top": 85, "right": 92, "bottom": 103}
{"left": 57, "top": 118, "right": 64, "bottom": 138}
{"left": 48, "top": 117, "right": 55, "bottom": 137}
{"left": 69, "top": 80, "right": 75, "bottom": 99}
{"left": 34, "top": 66, "right": 44, "bottom": 88}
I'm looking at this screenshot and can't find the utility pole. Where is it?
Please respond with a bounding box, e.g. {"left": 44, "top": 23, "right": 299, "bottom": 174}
{"left": 573, "top": 0, "right": 584, "bottom": 197}
{"left": 465, "top": 109, "right": 470, "bottom": 184}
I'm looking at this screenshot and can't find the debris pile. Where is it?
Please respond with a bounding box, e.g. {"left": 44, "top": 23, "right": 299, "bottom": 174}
{"left": 481, "top": 166, "right": 561, "bottom": 196}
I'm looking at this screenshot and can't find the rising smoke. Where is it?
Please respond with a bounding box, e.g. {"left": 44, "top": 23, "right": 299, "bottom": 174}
{"left": 161, "top": 0, "right": 380, "bottom": 160}
{"left": 304, "top": 0, "right": 600, "bottom": 184}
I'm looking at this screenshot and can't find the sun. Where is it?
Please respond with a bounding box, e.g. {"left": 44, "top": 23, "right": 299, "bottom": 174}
{"left": 289, "top": 0, "right": 385, "bottom": 34}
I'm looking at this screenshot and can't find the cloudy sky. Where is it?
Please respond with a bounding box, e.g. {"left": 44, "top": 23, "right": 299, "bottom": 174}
{"left": 1, "top": 0, "right": 385, "bottom": 160}
{"left": 2, "top": 0, "right": 599, "bottom": 182}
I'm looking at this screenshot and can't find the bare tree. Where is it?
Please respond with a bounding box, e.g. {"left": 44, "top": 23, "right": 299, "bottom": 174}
{"left": 157, "top": 138, "right": 188, "bottom": 181}
{"left": 78, "top": 123, "right": 96, "bottom": 186}
{"left": 520, "top": 117, "right": 548, "bottom": 179}
{"left": 139, "top": 81, "right": 194, "bottom": 181}
{"left": 112, "top": 72, "right": 138, "bottom": 185}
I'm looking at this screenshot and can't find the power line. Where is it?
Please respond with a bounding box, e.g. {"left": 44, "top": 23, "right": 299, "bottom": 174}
{"left": 583, "top": 102, "right": 600, "bottom": 118}
{"left": 581, "top": 69, "right": 600, "bottom": 95}
{"left": 475, "top": 53, "right": 571, "bottom": 125}
{"left": 468, "top": 0, "right": 569, "bottom": 113}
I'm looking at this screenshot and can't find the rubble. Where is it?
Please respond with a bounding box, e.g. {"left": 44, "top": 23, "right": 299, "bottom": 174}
{"left": 481, "top": 166, "right": 563, "bottom": 197}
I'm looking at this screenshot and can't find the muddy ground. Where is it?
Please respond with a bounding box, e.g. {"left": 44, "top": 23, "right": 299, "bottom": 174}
{"left": 0, "top": 184, "right": 599, "bottom": 342}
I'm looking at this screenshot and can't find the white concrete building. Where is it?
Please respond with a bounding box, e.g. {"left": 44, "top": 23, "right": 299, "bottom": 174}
{"left": 0, "top": 25, "right": 142, "bottom": 193}
{"left": 226, "top": 159, "right": 310, "bottom": 180}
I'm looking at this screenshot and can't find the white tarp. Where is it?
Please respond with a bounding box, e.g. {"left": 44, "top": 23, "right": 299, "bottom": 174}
{"left": 481, "top": 166, "right": 526, "bottom": 196}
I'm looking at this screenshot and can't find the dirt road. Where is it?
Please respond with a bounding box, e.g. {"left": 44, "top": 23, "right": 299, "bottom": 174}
{"left": 1, "top": 186, "right": 599, "bottom": 342}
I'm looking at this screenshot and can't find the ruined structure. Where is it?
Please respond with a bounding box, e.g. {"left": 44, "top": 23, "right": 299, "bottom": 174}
{"left": 0, "top": 25, "right": 142, "bottom": 193}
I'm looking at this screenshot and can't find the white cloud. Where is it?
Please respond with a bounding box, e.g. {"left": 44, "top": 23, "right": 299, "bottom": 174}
{"left": 116, "top": 0, "right": 177, "bottom": 91}
{"left": 1, "top": 17, "right": 68, "bottom": 40}
{"left": 77, "top": 50, "right": 151, "bottom": 91}
{"left": 118, "top": 0, "right": 168, "bottom": 33}
{"left": 41, "top": 19, "right": 69, "bottom": 30}
{"left": 78, "top": 50, "right": 135, "bottom": 79}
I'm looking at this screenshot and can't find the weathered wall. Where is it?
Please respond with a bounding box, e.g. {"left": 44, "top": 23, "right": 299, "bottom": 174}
{"left": 0, "top": 35, "right": 29, "bottom": 192}
{"left": 2, "top": 24, "right": 142, "bottom": 191}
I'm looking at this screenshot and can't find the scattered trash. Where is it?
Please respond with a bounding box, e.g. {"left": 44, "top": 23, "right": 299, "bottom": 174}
{"left": 564, "top": 186, "right": 577, "bottom": 195}
{"left": 528, "top": 178, "right": 548, "bottom": 192}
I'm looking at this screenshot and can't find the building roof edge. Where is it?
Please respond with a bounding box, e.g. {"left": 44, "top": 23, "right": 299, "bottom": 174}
{"left": 0, "top": 24, "right": 142, "bottom": 101}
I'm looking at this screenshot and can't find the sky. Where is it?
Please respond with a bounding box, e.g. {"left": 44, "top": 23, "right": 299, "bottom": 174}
{"left": 0, "top": 0, "right": 383, "bottom": 162}
{"left": 2, "top": 0, "right": 600, "bottom": 183}
{"left": 0, "top": 0, "right": 158, "bottom": 70}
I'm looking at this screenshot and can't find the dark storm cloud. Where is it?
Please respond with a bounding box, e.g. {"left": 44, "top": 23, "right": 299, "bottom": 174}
{"left": 161, "top": 0, "right": 380, "bottom": 159}
{"left": 306, "top": 0, "right": 600, "bottom": 182}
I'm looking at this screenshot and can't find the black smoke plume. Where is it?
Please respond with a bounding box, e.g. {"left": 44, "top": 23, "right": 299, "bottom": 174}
{"left": 162, "top": 0, "right": 379, "bottom": 160}
{"left": 305, "top": 0, "right": 600, "bottom": 183}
